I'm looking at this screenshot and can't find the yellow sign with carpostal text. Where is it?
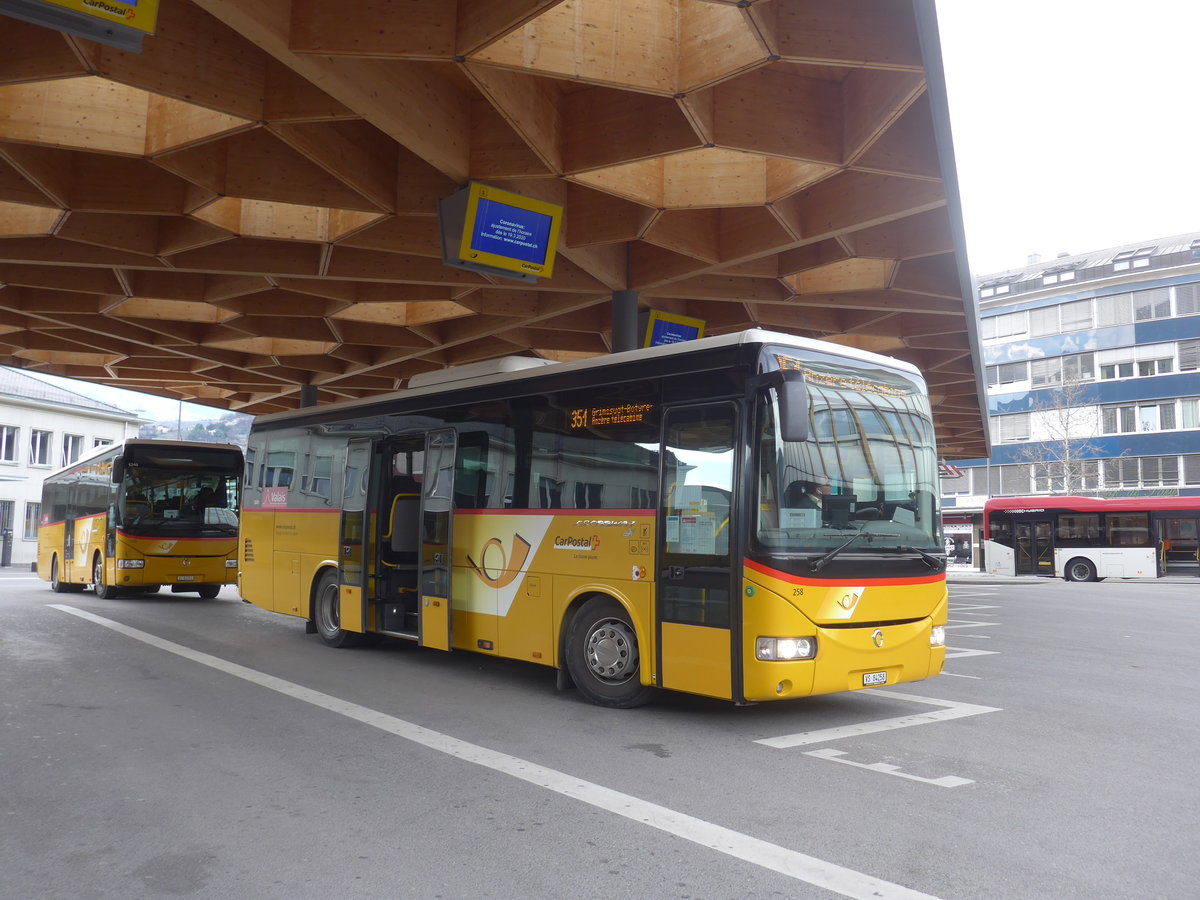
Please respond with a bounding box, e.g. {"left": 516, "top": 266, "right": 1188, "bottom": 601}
{"left": 36, "top": 0, "right": 160, "bottom": 34}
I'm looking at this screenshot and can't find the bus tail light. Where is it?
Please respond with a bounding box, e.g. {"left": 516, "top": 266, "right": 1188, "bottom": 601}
{"left": 756, "top": 636, "right": 816, "bottom": 661}
{"left": 930, "top": 625, "right": 946, "bottom": 647}
{"left": 117, "top": 559, "right": 145, "bottom": 569}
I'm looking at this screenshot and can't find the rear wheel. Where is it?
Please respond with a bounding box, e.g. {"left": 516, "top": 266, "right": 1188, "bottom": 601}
{"left": 197, "top": 585, "right": 221, "bottom": 599}
{"left": 1064, "top": 557, "right": 1098, "bottom": 582}
{"left": 312, "top": 570, "right": 359, "bottom": 647}
{"left": 565, "top": 596, "right": 655, "bottom": 708}
{"left": 93, "top": 555, "right": 120, "bottom": 599}
{"left": 49, "top": 556, "right": 82, "bottom": 593}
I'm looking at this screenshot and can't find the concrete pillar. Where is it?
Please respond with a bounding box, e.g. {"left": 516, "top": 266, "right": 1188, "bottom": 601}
{"left": 611, "top": 289, "right": 639, "bottom": 353}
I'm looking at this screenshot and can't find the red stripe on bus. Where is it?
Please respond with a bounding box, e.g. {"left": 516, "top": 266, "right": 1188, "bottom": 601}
{"left": 744, "top": 557, "right": 945, "bottom": 587}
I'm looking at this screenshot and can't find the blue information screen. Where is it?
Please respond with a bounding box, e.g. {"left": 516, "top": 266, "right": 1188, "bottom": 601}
{"left": 470, "top": 198, "right": 552, "bottom": 266}
{"left": 647, "top": 317, "right": 702, "bottom": 346}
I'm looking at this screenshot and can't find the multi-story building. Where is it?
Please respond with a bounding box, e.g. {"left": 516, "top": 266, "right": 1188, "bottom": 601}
{"left": 0, "top": 368, "right": 144, "bottom": 568}
{"left": 941, "top": 231, "right": 1200, "bottom": 564}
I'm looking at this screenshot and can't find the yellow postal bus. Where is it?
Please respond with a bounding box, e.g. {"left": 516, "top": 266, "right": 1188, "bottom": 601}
{"left": 38, "top": 439, "right": 243, "bottom": 599}
{"left": 239, "top": 330, "right": 947, "bottom": 706}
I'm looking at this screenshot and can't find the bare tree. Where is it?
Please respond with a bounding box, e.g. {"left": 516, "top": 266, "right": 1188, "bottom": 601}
{"left": 1013, "top": 376, "right": 1105, "bottom": 494}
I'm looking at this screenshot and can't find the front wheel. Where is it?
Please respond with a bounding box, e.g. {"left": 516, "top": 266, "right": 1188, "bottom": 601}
{"left": 312, "top": 570, "right": 359, "bottom": 648}
{"left": 565, "top": 597, "right": 655, "bottom": 708}
{"left": 1063, "top": 557, "right": 1098, "bottom": 582}
{"left": 93, "top": 555, "right": 120, "bottom": 599}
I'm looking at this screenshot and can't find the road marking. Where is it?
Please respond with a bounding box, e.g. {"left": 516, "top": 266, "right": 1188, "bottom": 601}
{"left": 947, "top": 604, "right": 999, "bottom": 611}
{"left": 945, "top": 647, "right": 999, "bottom": 659}
{"left": 939, "top": 672, "right": 981, "bottom": 679}
{"left": 756, "top": 690, "right": 1001, "bottom": 749}
{"left": 945, "top": 621, "right": 1000, "bottom": 629}
{"left": 803, "top": 749, "right": 973, "bottom": 788}
{"left": 49, "top": 605, "right": 942, "bottom": 900}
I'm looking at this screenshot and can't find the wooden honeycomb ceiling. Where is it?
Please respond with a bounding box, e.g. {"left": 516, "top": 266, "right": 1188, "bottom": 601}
{"left": 0, "top": 0, "right": 987, "bottom": 458}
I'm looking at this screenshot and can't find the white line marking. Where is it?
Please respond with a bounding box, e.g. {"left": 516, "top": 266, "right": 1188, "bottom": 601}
{"left": 49, "top": 605, "right": 941, "bottom": 900}
{"left": 947, "top": 604, "right": 999, "bottom": 611}
{"left": 804, "top": 749, "right": 973, "bottom": 788}
{"left": 945, "top": 621, "right": 1000, "bottom": 629}
{"left": 756, "top": 690, "right": 1001, "bottom": 749}
{"left": 944, "top": 647, "right": 999, "bottom": 659}
{"left": 939, "top": 672, "right": 981, "bottom": 679}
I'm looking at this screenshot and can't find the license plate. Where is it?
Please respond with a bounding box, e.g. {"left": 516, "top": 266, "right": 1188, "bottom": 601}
{"left": 862, "top": 671, "right": 887, "bottom": 686}
{"left": 176, "top": 575, "right": 196, "bottom": 582}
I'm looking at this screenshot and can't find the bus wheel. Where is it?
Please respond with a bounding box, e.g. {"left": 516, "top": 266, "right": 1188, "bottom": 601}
{"left": 565, "top": 597, "right": 655, "bottom": 708}
{"left": 50, "top": 556, "right": 82, "bottom": 593}
{"left": 1064, "top": 558, "right": 1097, "bottom": 582}
{"left": 197, "top": 585, "right": 220, "bottom": 599}
{"left": 93, "top": 555, "right": 120, "bottom": 599}
{"left": 312, "top": 571, "right": 359, "bottom": 648}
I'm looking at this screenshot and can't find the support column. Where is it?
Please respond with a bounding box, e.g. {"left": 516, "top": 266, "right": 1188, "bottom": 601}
{"left": 299, "top": 385, "right": 318, "bottom": 408}
{"left": 611, "top": 289, "right": 639, "bottom": 353}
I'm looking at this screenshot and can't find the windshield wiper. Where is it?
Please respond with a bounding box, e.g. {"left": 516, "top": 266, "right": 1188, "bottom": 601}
{"left": 900, "top": 546, "right": 945, "bottom": 570}
{"left": 809, "top": 529, "right": 868, "bottom": 572}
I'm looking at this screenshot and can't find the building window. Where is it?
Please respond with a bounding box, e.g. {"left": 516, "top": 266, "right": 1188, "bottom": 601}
{"left": 1029, "top": 358, "right": 1062, "bottom": 387}
{"left": 1175, "top": 283, "right": 1200, "bottom": 317}
{"left": 1133, "top": 288, "right": 1171, "bottom": 321}
{"left": 1099, "top": 362, "right": 1133, "bottom": 380}
{"left": 0, "top": 425, "right": 17, "bottom": 462}
{"left": 1062, "top": 353, "right": 1095, "bottom": 381}
{"left": 987, "top": 361, "right": 1028, "bottom": 387}
{"left": 996, "top": 413, "right": 1030, "bottom": 443}
{"left": 1184, "top": 455, "right": 1200, "bottom": 485}
{"left": 93, "top": 437, "right": 113, "bottom": 448}
{"left": 1180, "top": 339, "right": 1200, "bottom": 371}
{"left": 23, "top": 502, "right": 41, "bottom": 540}
{"left": 1136, "top": 359, "right": 1173, "bottom": 377}
{"left": 61, "top": 433, "right": 84, "bottom": 467}
{"left": 1096, "top": 293, "right": 1132, "bottom": 327}
{"left": 1183, "top": 399, "right": 1200, "bottom": 429}
{"left": 1140, "top": 456, "right": 1179, "bottom": 487}
{"left": 1059, "top": 299, "right": 1093, "bottom": 332}
{"left": 0, "top": 499, "right": 12, "bottom": 534}
{"left": 29, "top": 430, "right": 52, "bottom": 466}
{"left": 1113, "top": 247, "right": 1155, "bottom": 272}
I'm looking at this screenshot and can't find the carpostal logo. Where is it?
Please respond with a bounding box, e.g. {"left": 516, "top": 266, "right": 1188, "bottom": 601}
{"left": 83, "top": 0, "right": 139, "bottom": 20}
{"left": 554, "top": 534, "right": 600, "bottom": 551}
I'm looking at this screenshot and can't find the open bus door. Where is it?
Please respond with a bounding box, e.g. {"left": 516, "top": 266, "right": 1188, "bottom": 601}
{"left": 418, "top": 429, "right": 455, "bottom": 650}
{"left": 656, "top": 403, "right": 739, "bottom": 700}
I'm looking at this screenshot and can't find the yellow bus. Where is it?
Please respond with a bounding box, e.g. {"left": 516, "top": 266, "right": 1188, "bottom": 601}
{"left": 240, "top": 330, "right": 947, "bottom": 707}
{"left": 38, "top": 439, "right": 243, "bottom": 599}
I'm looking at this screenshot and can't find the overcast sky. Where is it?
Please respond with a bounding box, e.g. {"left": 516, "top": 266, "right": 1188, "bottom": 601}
{"left": 936, "top": 0, "right": 1200, "bottom": 275}
{"left": 26, "top": 4, "right": 1200, "bottom": 412}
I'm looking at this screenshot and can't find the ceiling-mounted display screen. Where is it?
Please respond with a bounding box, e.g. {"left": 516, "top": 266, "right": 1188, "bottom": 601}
{"left": 439, "top": 182, "right": 563, "bottom": 284}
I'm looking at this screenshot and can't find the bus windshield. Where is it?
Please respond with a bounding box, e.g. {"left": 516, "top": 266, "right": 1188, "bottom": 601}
{"left": 755, "top": 356, "right": 940, "bottom": 553}
{"left": 119, "top": 465, "right": 240, "bottom": 537}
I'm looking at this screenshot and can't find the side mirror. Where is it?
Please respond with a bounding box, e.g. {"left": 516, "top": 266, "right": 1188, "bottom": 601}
{"left": 763, "top": 370, "right": 809, "bottom": 443}
{"left": 111, "top": 457, "right": 125, "bottom": 484}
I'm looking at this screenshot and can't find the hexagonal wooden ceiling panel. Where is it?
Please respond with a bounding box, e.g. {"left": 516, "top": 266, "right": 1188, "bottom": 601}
{"left": 0, "top": 0, "right": 986, "bottom": 457}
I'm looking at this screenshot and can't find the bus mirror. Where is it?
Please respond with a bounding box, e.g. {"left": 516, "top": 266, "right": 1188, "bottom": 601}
{"left": 765, "top": 370, "right": 809, "bottom": 443}
{"left": 111, "top": 457, "right": 125, "bottom": 484}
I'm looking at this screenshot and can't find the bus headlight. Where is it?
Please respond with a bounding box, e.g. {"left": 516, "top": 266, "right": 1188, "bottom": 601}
{"left": 117, "top": 559, "right": 145, "bottom": 569}
{"left": 756, "top": 636, "right": 816, "bottom": 661}
{"left": 930, "top": 625, "right": 946, "bottom": 647}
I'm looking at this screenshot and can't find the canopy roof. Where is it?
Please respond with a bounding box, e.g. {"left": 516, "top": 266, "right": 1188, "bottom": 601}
{"left": 0, "top": 0, "right": 987, "bottom": 457}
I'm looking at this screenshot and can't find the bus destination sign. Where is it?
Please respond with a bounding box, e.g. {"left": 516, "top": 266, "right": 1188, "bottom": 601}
{"left": 568, "top": 403, "right": 655, "bottom": 430}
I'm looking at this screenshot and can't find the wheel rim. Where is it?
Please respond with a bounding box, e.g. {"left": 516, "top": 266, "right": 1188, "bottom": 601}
{"left": 93, "top": 556, "right": 103, "bottom": 589}
{"left": 1070, "top": 562, "right": 1088, "bottom": 581}
{"left": 51, "top": 558, "right": 60, "bottom": 590}
{"left": 584, "top": 618, "right": 639, "bottom": 684}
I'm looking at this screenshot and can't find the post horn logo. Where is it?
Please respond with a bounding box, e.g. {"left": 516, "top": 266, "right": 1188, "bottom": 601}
{"left": 467, "top": 533, "right": 532, "bottom": 589}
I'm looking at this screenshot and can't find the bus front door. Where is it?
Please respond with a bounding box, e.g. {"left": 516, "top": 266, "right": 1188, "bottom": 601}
{"left": 1015, "top": 519, "right": 1053, "bottom": 575}
{"left": 418, "top": 429, "right": 456, "bottom": 651}
{"left": 656, "top": 403, "right": 738, "bottom": 700}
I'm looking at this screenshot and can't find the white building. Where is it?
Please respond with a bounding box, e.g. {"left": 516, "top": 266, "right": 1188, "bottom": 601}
{"left": 0, "top": 369, "right": 144, "bottom": 569}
